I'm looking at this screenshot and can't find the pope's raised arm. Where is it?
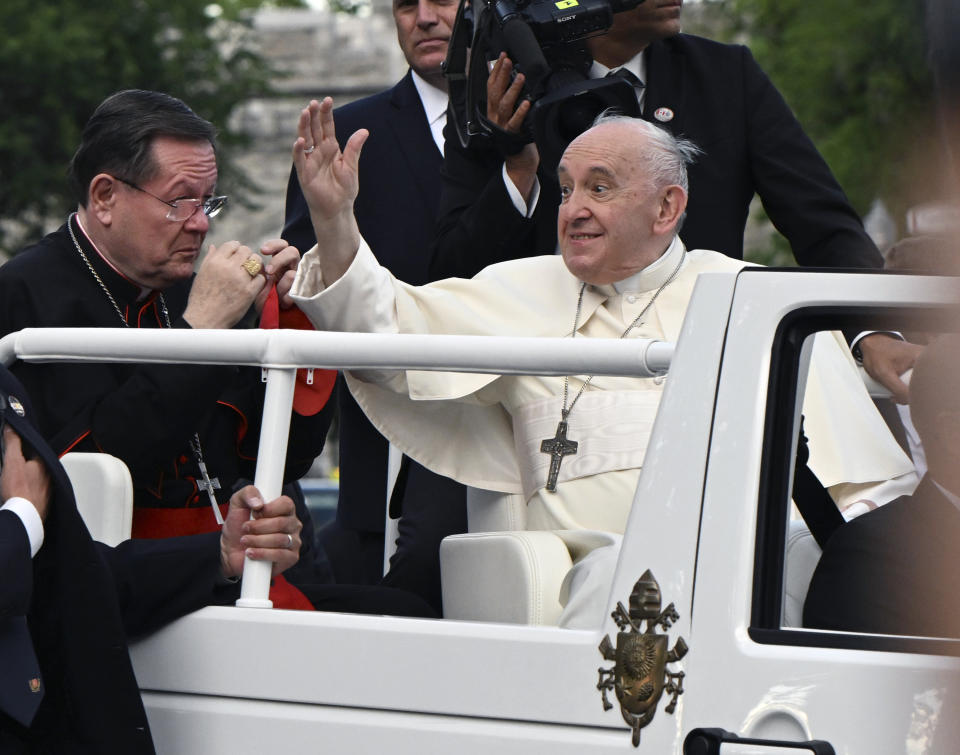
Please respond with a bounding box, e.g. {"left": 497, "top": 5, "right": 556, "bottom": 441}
{"left": 293, "top": 97, "right": 368, "bottom": 286}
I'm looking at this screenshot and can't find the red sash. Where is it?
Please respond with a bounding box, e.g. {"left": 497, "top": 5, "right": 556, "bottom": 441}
{"left": 132, "top": 504, "right": 230, "bottom": 539}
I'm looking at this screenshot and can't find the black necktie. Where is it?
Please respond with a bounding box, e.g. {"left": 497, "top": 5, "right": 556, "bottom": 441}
{"left": 0, "top": 616, "right": 44, "bottom": 727}
{"left": 606, "top": 67, "right": 645, "bottom": 90}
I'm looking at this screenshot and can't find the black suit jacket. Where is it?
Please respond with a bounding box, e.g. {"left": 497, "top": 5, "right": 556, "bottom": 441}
{"left": 0, "top": 366, "right": 237, "bottom": 752}
{"left": 803, "top": 476, "right": 960, "bottom": 637}
{"left": 431, "top": 33, "right": 883, "bottom": 279}
{"left": 283, "top": 72, "right": 466, "bottom": 540}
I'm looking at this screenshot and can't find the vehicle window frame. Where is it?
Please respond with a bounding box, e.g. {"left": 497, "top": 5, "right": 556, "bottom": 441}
{"left": 747, "top": 303, "right": 960, "bottom": 656}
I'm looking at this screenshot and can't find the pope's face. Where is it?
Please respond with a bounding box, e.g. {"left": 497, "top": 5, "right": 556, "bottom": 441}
{"left": 393, "top": 0, "right": 458, "bottom": 81}
{"left": 557, "top": 124, "right": 668, "bottom": 285}
{"left": 105, "top": 137, "right": 217, "bottom": 290}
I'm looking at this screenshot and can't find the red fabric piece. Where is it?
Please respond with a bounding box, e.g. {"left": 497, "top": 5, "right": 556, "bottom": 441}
{"left": 132, "top": 504, "right": 229, "bottom": 539}
{"left": 260, "top": 285, "right": 336, "bottom": 416}
{"left": 267, "top": 574, "right": 316, "bottom": 611}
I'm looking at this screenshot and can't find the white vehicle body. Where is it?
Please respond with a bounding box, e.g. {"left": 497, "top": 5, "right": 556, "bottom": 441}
{"left": 4, "top": 268, "right": 958, "bottom": 754}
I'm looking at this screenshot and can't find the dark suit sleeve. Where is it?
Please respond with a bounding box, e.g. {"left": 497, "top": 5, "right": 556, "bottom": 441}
{"left": 282, "top": 165, "right": 318, "bottom": 254}
{"left": 97, "top": 531, "right": 238, "bottom": 638}
{"left": 0, "top": 511, "right": 32, "bottom": 619}
{"left": 430, "top": 126, "right": 555, "bottom": 280}
{"left": 741, "top": 46, "right": 882, "bottom": 269}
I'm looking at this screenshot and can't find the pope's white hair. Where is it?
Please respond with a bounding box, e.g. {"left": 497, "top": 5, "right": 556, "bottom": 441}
{"left": 589, "top": 112, "right": 701, "bottom": 194}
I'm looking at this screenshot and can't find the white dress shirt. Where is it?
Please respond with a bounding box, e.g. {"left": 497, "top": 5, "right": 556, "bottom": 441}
{"left": 410, "top": 70, "right": 449, "bottom": 156}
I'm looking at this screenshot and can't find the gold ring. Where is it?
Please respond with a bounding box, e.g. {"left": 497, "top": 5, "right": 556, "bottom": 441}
{"left": 242, "top": 257, "right": 263, "bottom": 277}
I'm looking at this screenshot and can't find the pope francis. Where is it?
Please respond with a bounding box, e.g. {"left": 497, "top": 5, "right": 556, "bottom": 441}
{"left": 288, "top": 99, "right": 915, "bottom": 625}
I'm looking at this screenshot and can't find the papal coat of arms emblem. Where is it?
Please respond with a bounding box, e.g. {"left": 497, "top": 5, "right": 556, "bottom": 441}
{"left": 597, "top": 569, "right": 688, "bottom": 747}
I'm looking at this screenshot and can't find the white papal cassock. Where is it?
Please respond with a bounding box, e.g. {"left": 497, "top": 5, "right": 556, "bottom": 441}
{"left": 291, "top": 236, "right": 916, "bottom": 623}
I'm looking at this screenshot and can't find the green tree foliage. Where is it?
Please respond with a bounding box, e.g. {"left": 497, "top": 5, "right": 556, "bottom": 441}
{"left": 732, "top": 0, "right": 937, "bottom": 227}
{"left": 0, "top": 0, "right": 301, "bottom": 255}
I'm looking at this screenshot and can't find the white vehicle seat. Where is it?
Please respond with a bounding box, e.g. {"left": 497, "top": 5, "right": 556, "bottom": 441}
{"left": 440, "top": 529, "right": 573, "bottom": 624}
{"left": 782, "top": 519, "right": 822, "bottom": 627}
{"left": 61, "top": 452, "right": 134, "bottom": 547}
{"left": 440, "top": 488, "right": 609, "bottom": 625}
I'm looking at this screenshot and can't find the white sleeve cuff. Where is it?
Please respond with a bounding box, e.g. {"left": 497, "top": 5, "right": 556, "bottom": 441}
{"left": 850, "top": 330, "right": 904, "bottom": 360}
{"left": 501, "top": 163, "right": 540, "bottom": 218}
{"left": 1, "top": 497, "right": 44, "bottom": 557}
{"left": 291, "top": 238, "right": 400, "bottom": 335}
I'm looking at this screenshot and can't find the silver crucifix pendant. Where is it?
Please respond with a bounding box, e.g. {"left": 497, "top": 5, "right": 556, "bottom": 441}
{"left": 540, "top": 420, "right": 579, "bottom": 493}
{"left": 196, "top": 460, "right": 223, "bottom": 525}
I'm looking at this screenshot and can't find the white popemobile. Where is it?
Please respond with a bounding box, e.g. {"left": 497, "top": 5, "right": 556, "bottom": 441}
{"left": 2, "top": 266, "right": 957, "bottom": 754}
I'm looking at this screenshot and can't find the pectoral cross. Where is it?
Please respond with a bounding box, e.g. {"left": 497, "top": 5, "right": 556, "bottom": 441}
{"left": 196, "top": 460, "right": 223, "bottom": 525}
{"left": 540, "top": 420, "right": 579, "bottom": 493}
{"left": 190, "top": 434, "right": 224, "bottom": 525}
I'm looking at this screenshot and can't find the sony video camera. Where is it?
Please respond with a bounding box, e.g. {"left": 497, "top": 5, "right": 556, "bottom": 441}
{"left": 445, "top": 0, "right": 645, "bottom": 175}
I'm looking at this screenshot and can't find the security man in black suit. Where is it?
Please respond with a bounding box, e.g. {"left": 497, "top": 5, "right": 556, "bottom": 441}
{"left": 0, "top": 365, "right": 304, "bottom": 752}
{"left": 282, "top": 0, "right": 466, "bottom": 613}
{"left": 432, "top": 0, "right": 921, "bottom": 402}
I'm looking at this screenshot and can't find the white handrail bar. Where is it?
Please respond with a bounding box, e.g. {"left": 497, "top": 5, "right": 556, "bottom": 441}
{"left": 0, "top": 328, "right": 675, "bottom": 377}
{"left": 0, "top": 327, "right": 674, "bottom": 607}
{"left": 238, "top": 366, "right": 297, "bottom": 609}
